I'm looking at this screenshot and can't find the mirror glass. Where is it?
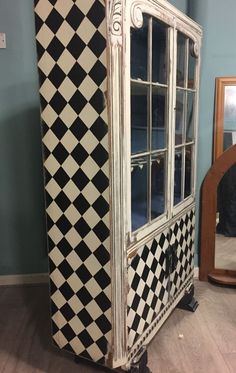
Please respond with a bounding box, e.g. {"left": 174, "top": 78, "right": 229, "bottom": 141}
{"left": 215, "top": 163, "right": 236, "bottom": 270}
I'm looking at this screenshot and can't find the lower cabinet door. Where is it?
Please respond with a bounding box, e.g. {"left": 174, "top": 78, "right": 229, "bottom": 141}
{"left": 127, "top": 229, "right": 169, "bottom": 349}
{"left": 169, "top": 208, "right": 195, "bottom": 298}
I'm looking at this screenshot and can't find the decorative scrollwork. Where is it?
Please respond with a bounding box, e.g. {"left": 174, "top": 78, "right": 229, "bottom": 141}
{"left": 110, "top": 0, "right": 122, "bottom": 37}
{"left": 190, "top": 39, "right": 199, "bottom": 58}
{"left": 130, "top": 4, "right": 144, "bottom": 29}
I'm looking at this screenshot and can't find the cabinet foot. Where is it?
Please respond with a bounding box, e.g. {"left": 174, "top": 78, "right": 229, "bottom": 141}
{"left": 177, "top": 284, "right": 199, "bottom": 312}
{"left": 129, "top": 348, "right": 152, "bottom": 373}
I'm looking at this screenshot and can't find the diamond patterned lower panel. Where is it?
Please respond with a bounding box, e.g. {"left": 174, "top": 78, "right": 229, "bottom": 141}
{"left": 169, "top": 209, "right": 195, "bottom": 297}
{"left": 127, "top": 230, "right": 169, "bottom": 348}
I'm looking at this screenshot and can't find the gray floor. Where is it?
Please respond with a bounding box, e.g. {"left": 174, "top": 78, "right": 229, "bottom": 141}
{"left": 0, "top": 281, "right": 236, "bottom": 373}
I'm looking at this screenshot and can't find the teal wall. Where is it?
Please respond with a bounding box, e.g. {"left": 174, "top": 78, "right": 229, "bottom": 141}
{"left": 169, "top": 0, "right": 188, "bottom": 13}
{"left": 188, "top": 0, "right": 236, "bottom": 263}
{"left": 0, "top": 0, "right": 48, "bottom": 275}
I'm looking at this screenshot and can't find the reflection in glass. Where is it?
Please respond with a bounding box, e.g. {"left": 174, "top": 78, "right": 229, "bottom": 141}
{"left": 175, "top": 90, "right": 185, "bottom": 145}
{"left": 188, "top": 41, "right": 196, "bottom": 88}
{"left": 131, "top": 83, "right": 148, "bottom": 154}
{"left": 152, "top": 86, "right": 167, "bottom": 150}
{"left": 152, "top": 19, "right": 168, "bottom": 84}
{"left": 224, "top": 86, "right": 236, "bottom": 130}
{"left": 176, "top": 33, "right": 186, "bottom": 87}
{"left": 131, "top": 16, "right": 149, "bottom": 81}
{"left": 186, "top": 92, "right": 194, "bottom": 142}
{"left": 185, "top": 146, "right": 192, "bottom": 198}
{"left": 151, "top": 153, "right": 166, "bottom": 219}
{"left": 215, "top": 164, "right": 236, "bottom": 270}
{"left": 131, "top": 157, "right": 148, "bottom": 231}
{"left": 174, "top": 149, "right": 182, "bottom": 205}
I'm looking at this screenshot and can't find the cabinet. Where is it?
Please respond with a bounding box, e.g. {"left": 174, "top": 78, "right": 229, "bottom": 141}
{"left": 34, "top": 0, "right": 202, "bottom": 370}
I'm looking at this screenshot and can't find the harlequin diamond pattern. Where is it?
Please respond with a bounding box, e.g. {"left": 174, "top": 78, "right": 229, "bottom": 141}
{"left": 169, "top": 209, "right": 195, "bottom": 297}
{"left": 127, "top": 230, "right": 169, "bottom": 348}
{"left": 35, "top": 0, "right": 111, "bottom": 363}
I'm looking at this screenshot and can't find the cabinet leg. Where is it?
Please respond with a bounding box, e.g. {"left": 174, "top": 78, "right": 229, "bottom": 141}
{"left": 129, "top": 348, "right": 152, "bottom": 373}
{"left": 177, "top": 283, "right": 199, "bottom": 312}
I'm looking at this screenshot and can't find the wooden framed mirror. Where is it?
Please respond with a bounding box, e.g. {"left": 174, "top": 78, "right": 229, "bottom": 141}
{"left": 213, "top": 77, "right": 236, "bottom": 160}
{"left": 200, "top": 77, "right": 236, "bottom": 285}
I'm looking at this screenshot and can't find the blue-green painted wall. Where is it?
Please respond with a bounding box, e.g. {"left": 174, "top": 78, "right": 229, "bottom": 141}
{"left": 169, "top": 0, "right": 188, "bottom": 13}
{"left": 0, "top": 0, "right": 47, "bottom": 275}
{"left": 188, "top": 0, "right": 236, "bottom": 263}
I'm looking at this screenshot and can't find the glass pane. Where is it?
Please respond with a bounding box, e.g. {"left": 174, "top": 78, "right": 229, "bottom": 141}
{"left": 131, "top": 16, "right": 149, "bottom": 81}
{"left": 174, "top": 149, "right": 183, "bottom": 205}
{"left": 186, "top": 92, "right": 194, "bottom": 142}
{"left": 131, "top": 83, "right": 148, "bottom": 154}
{"left": 151, "top": 153, "right": 166, "bottom": 219}
{"left": 175, "top": 90, "right": 185, "bottom": 145}
{"left": 131, "top": 156, "right": 148, "bottom": 231}
{"left": 176, "top": 33, "right": 186, "bottom": 87}
{"left": 188, "top": 40, "right": 196, "bottom": 88}
{"left": 152, "top": 86, "right": 167, "bottom": 150}
{"left": 185, "top": 146, "right": 192, "bottom": 198}
{"left": 224, "top": 86, "right": 236, "bottom": 131}
{"left": 152, "top": 19, "right": 168, "bottom": 84}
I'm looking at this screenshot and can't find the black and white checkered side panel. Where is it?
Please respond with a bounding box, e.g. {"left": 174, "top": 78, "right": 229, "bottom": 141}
{"left": 127, "top": 230, "right": 169, "bottom": 348}
{"left": 34, "top": 0, "right": 111, "bottom": 363}
{"left": 169, "top": 209, "right": 195, "bottom": 298}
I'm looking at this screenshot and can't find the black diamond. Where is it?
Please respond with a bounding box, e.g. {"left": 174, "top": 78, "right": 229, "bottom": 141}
{"left": 66, "top": 5, "right": 84, "bottom": 31}
{"left": 67, "top": 34, "right": 86, "bottom": 60}
{"left": 95, "top": 314, "right": 111, "bottom": 334}
{"left": 132, "top": 314, "right": 141, "bottom": 332}
{"left": 40, "top": 95, "right": 48, "bottom": 109}
{"left": 142, "top": 284, "right": 149, "bottom": 301}
{"left": 74, "top": 194, "right": 90, "bottom": 215}
{"left": 47, "top": 236, "right": 55, "bottom": 252}
{"left": 43, "top": 144, "right": 51, "bottom": 160}
{"left": 78, "top": 329, "right": 94, "bottom": 348}
{"left": 36, "top": 41, "right": 45, "bottom": 60}
{"left": 48, "top": 36, "right": 65, "bottom": 61}
{"left": 150, "top": 239, "right": 158, "bottom": 254}
{"left": 91, "top": 144, "right": 108, "bottom": 167}
{"left": 93, "top": 221, "right": 109, "bottom": 242}
{"left": 141, "top": 246, "right": 149, "bottom": 262}
{"left": 48, "top": 64, "right": 66, "bottom": 89}
{"left": 60, "top": 303, "right": 75, "bottom": 322}
{"left": 94, "top": 245, "right": 110, "bottom": 266}
{"left": 54, "top": 168, "right": 70, "bottom": 189}
{"left": 72, "top": 169, "right": 90, "bottom": 191}
{"left": 53, "top": 143, "right": 69, "bottom": 165}
{"left": 159, "top": 233, "right": 166, "bottom": 249}
{"left": 88, "top": 31, "right": 106, "bottom": 58}
{"left": 75, "top": 241, "right": 92, "bottom": 261}
{"left": 77, "top": 287, "right": 93, "bottom": 306}
{"left": 96, "top": 336, "right": 108, "bottom": 355}
{"left": 49, "top": 258, "right": 56, "bottom": 274}
{"left": 92, "top": 196, "right": 109, "bottom": 218}
{"left": 142, "top": 304, "right": 150, "bottom": 321}
{"left": 95, "top": 292, "right": 111, "bottom": 312}
{"left": 92, "top": 170, "right": 109, "bottom": 193}
{"left": 57, "top": 238, "right": 73, "bottom": 257}
{"left": 71, "top": 143, "right": 89, "bottom": 166}
{"left": 70, "top": 117, "right": 88, "bottom": 141}
{"left": 51, "top": 118, "right": 68, "bottom": 140}
{"left": 151, "top": 277, "right": 158, "bottom": 292}
{"left": 55, "top": 191, "right": 71, "bottom": 212}
{"left": 89, "top": 89, "right": 104, "bottom": 115}
{"left": 69, "top": 90, "right": 87, "bottom": 114}
{"left": 142, "top": 264, "right": 149, "bottom": 282}
{"left": 52, "top": 320, "right": 59, "bottom": 335}
{"left": 61, "top": 323, "right": 76, "bottom": 341}
{"left": 132, "top": 273, "right": 141, "bottom": 291}
{"left": 44, "top": 169, "right": 52, "bottom": 184}
{"left": 58, "top": 260, "right": 74, "bottom": 280}
{"left": 151, "top": 258, "right": 158, "bottom": 273}
{"left": 75, "top": 218, "right": 91, "bottom": 238}
{"left": 67, "top": 64, "right": 87, "bottom": 88}
{"left": 131, "top": 255, "right": 140, "bottom": 271}
{"left": 48, "top": 0, "right": 57, "bottom": 4}
{"left": 94, "top": 268, "right": 110, "bottom": 290}
{"left": 59, "top": 282, "right": 74, "bottom": 301}
{"left": 35, "top": 13, "right": 44, "bottom": 34}
{"left": 76, "top": 264, "right": 92, "bottom": 284}
{"left": 57, "top": 215, "right": 72, "bottom": 235}
{"left": 89, "top": 61, "right": 106, "bottom": 86}
{"left": 46, "top": 215, "right": 54, "bottom": 231}
{"left": 50, "top": 91, "right": 67, "bottom": 115}
{"left": 131, "top": 294, "right": 141, "bottom": 312}
{"left": 38, "top": 68, "right": 47, "bottom": 86}
{"left": 46, "top": 8, "right": 64, "bottom": 33}
{"left": 87, "top": 1, "right": 105, "bottom": 28}
{"left": 78, "top": 309, "right": 93, "bottom": 327}
{"left": 45, "top": 190, "right": 53, "bottom": 206}
{"left": 90, "top": 117, "right": 107, "bottom": 141}
{"left": 151, "top": 294, "right": 158, "bottom": 309}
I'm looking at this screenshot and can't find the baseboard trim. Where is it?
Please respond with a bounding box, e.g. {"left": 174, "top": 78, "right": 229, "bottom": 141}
{"left": 194, "top": 267, "right": 199, "bottom": 279}
{"left": 0, "top": 273, "right": 49, "bottom": 286}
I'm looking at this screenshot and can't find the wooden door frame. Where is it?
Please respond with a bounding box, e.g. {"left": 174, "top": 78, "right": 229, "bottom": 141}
{"left": 199, "top": 144, "right": 236, "bottom": 285}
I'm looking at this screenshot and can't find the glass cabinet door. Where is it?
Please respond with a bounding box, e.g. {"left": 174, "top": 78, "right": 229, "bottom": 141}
{"left": 130, "top": 16, "right": 169, "bottom": 233}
